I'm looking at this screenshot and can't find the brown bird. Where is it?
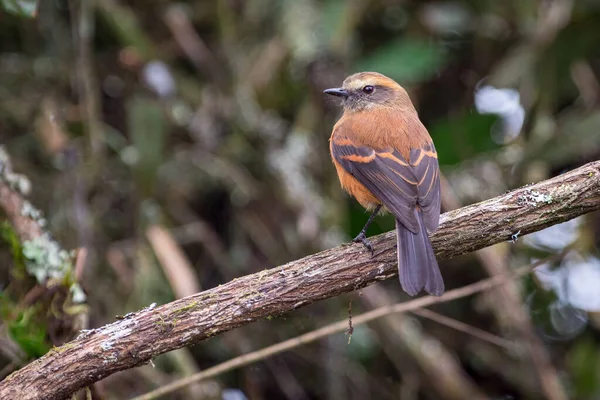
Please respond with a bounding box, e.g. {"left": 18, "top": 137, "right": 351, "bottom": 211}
{"left": 324, "top": 71, "right": 444, "bottom": 296}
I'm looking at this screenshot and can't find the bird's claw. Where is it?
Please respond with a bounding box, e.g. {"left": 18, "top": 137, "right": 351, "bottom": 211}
{"left": 510, "top": 230, "right": 522, "bottom": 243}
{"left": 352, "top": 231, "right": 374, "bottom": 257}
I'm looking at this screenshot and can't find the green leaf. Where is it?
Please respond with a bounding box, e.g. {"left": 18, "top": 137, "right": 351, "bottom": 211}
{"left": 7, "top": 308, "right": 51, "bottom": 358}
{"left": 345, "top": 325, "right": 378, "bottom": 364}
{"left": 567, "top": 337, "right": 600, "bottom": 398}
{"left": 1, "top": 0, "right": 38, "bottom": 18}
{"left": 322, "top": 0, "right": 346, "bottom": 41}
{"left": 0, "top": 220, "right": 24, "bottom": 269}
{"left": 355, "top": 38, "right": 446, "bottom": 85}
{"left": 429, "top": 112, "right": 500, "bottom": 166}
{"left": 127, "top": 96, "right": 166, "bottom": 198}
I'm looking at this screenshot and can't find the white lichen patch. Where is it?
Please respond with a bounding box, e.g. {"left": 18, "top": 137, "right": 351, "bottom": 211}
{"left": 2, "top": 145, "right": 85, "bottom": 304}
{"left": 518, "top": 189, "right": 553, "bottom": 206}
{"left": 99, "top": 319, "right": 136, "bottom": 337}
{"left": 70, "top": 283, "right": 86, "bottom": 303}
{"left": 77, "top": 329, "right": 96, "bottom": 340}
{"left": 0, "top": 146, "right": 32, "bottom": 195}
{"left": 120, "top": 302, "right": 158, "bottom": 320}
{"left": 21, "top": 233, "right": 86, "bottom": 303}
{"left": 22, "top": 234, "right": 74, "bottom": 282}
{"left": 101, "top": 341, "right": 114, "bottom": 351}
{"left": 98, "top": 318, "right": 137, "bottom": 351}
{"left": 20, "top": 200, "right": 43, "bottom": 220}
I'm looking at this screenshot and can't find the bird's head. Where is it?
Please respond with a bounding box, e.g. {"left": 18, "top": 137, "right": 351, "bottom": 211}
{"left": 324, "top": 72, "right": 413, "bottom": 112}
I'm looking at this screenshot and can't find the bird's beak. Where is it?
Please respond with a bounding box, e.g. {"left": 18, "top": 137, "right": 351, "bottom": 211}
{"left": 323, "top": 88, "right": 349, "bottom": 98}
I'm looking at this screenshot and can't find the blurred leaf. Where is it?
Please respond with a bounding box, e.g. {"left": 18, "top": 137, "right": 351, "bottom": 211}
{"left": 526, "top": 111, "right": 600, "bottom": 166}
{"left": 96, "top": 0, "right": 155, "bottom": 60}
{"left": 346, "top": 325, "right": 378, "bottom": 364}
{"left": 322, "top": 0, "right": 346, "bottom": 41}
{"left": 5, "top": 307, "right": 50, "bottom": 358}
{"left": 1, "top": 0, "right": 37, "bottom": 18}
{"left": 127, "top": 96, "right": 166, "bottom": 198}
{"left": 324, "top": 0, "right": 371, "bottom": 56}
{"left": 429, "top": 113, "right": 499, "bottom": 166}
{"left": 355, "top": 38, "right": 445, "bottom": 84}
{"left": 524, "top": 279, "right": 567, "bottom": 340}
{"left": 567, "top": 337, "right": 600, "bottom": 398}
{"left": 0, "top": 221, "right": 24, "bottom": 270}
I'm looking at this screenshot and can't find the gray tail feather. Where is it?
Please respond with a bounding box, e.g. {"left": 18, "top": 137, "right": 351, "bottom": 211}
{"left": 396, "top": 211, "right": 444, "bottom": 296}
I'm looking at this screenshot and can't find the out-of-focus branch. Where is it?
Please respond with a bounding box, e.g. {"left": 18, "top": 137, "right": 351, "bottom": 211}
{"left": 0, "top": 147, "right": 42, "bottom": 241}
{"left": 71, "top": 0, "right": 104, "bottom": 155}
{"left": 410, "top": 308, "right": 515, "bottom": 351}
{"left": 146, "top": 225, "right": 202, "bottom": 298}
{"left": 163, "top": 5, "right": 225, "bottom": 87}
{"left": 0, "top": 147, "right": 79, "bottom": 284}
{"left": 1, "top": 160, "right": 599, "bottom": 400}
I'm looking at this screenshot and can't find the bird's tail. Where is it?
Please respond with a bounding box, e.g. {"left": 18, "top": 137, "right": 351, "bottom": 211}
{"left": 396, "top": 210, "right": 444, "bottom": 296}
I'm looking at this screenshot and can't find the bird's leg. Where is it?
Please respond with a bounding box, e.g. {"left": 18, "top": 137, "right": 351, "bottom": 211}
{"left": 352, "top": 204, "right": 382, "bottom": 255}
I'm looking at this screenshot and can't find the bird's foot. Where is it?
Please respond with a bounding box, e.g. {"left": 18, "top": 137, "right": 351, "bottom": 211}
{"left": 352, "top": 231, "right": 374, "bottom": 257}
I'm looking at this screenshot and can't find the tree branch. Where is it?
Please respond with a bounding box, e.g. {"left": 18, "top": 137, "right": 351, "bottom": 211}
{"left": 1, "top": 160, "right": 599, "bottom": 399}
{"left": 132, "top": 257, "right": 553, "bottom": 400}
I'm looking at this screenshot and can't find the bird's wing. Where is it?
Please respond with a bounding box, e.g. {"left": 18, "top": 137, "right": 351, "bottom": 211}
{"left": 331, "top": 134, "right": 440, "bottom": 234}
{"left": 409, "top": 143, "right": 441, "bottom": 232}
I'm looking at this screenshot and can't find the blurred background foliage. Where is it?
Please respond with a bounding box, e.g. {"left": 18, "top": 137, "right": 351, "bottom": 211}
{"left": 1, "top": 0, "right": 600, "bottom": 399}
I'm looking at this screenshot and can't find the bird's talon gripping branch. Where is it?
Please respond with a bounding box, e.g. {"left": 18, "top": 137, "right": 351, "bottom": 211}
{"left": 352, "top": 231, "right": 374, "bottom": 255}
{"left": 510, "top": 230, "right": 522, "bottom": 243}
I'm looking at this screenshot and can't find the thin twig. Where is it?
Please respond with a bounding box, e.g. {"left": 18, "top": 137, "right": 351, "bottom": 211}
{"left": 346, "top": 300, "right": 353, "bottom": 344}
{"left": 410, "top": 308, "right": 515, "bottom": 351}
{"left": 163, "top": 5, "right": 225, "bottom": 86}
{"left": 74, "top": 247, "right": 88, "bottom": 281}
{"left": 70, "top": 0, "right": 103, "bottom": 155}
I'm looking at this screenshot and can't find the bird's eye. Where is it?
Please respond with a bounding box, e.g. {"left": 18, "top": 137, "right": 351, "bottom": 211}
{"left": 362, "top": 85, "right": 374, "bottom": 94}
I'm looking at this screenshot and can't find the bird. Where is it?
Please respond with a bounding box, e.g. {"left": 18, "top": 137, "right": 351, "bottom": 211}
{"left": 324, "top": 71, "right": 444, "bottom": 296}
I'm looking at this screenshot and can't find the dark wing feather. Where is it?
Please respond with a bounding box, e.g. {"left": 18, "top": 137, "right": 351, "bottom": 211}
{"left": 409, "top": 143, "right": 441, "bottom": 232}
{"left": 332, "top": 136, "right": 441, "bottom": 234}
{"left": 332, "top": 136, "right": 419, "bottom": 233}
